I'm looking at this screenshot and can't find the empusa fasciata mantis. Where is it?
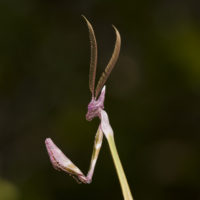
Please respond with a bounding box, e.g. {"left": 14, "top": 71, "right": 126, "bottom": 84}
{"left": 45, "top": 16, "right": 133, "bottom": 200}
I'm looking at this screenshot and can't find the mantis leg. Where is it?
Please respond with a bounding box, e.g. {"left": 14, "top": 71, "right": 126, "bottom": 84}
{"left": 87, "top": 126, "right": 103, "bottom": 183}
{"left": 45, "top": 126, "right": 103, "bottom": 184}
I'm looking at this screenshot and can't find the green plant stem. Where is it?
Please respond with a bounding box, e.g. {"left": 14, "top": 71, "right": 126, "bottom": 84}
{"left": 107, "top": 134, "right": 133, "bottom": 200}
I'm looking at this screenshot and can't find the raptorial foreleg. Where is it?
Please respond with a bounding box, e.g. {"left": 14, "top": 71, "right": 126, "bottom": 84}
{"left": 45, "top": 126, "right": 103, "bottom": 184}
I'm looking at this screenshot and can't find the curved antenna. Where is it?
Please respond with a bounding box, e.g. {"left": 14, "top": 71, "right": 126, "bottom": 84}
{"left": 82, "top": 15, "right": 98, "bottom": 97}
{"left": 95, "top": 25, "right": 121, "bottom": 98}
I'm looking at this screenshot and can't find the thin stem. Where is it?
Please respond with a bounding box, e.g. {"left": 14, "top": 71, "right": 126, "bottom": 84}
{"left": 107, "top": 134, "right": 133, "bottom": 200}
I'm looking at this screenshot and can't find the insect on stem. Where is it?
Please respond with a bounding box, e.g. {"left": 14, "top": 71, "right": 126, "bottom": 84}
{"left": 45, "top": 15, "right": 134, "bottom": 200}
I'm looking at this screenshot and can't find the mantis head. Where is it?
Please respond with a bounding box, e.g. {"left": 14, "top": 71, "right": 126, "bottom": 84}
{"left": 86, "top": 86, "right": 106, "bottom": 121}
{"left": 83, "top": 15, "right": 120, "bottom": 122}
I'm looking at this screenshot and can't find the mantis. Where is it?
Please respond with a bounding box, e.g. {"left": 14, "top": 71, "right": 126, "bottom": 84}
{"left": 45, "top": 16, "right": 133, "bottom": 200}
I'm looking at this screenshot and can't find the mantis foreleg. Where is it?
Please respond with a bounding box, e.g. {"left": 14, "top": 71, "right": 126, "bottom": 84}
{"left": 45, "top": 126, "right": 103, "bottom": 184}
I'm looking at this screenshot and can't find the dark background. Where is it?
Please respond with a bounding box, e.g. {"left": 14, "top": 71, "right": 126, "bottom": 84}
{"left": 0, "top": 0, "right": 200, "bottom": 200}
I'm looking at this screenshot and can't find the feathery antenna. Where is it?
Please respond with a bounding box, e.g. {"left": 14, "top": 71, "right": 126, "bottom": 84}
{"left": 82, "top": 15, "right": 98, "bottom": 97}
{"left": 95, "top": 25, "right": 121, "bottom": 98}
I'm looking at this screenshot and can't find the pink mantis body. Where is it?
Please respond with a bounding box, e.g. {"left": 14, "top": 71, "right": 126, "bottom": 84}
{"left": 45, "top": 16, "right": 121, "bottom": 184}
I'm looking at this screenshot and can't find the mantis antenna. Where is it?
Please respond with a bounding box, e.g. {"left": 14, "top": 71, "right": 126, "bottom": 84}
{"left": 82, "top": 15, "right": 98, "bottom": 97}
{"left": 82, "top": 15, "right": 121, "bottom": 99}
{"left": 95, "top": 25, "right": 121, "bottom": 98}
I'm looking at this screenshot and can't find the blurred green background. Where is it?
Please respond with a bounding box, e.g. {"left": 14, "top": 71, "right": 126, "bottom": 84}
{"left": 0, "top": 0, "right": 200, "bottom": 200}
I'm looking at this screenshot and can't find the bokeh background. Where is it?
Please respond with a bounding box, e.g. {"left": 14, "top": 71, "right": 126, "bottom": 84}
{"left": 0, "top": 0, "right": 200, "bottom": 200}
